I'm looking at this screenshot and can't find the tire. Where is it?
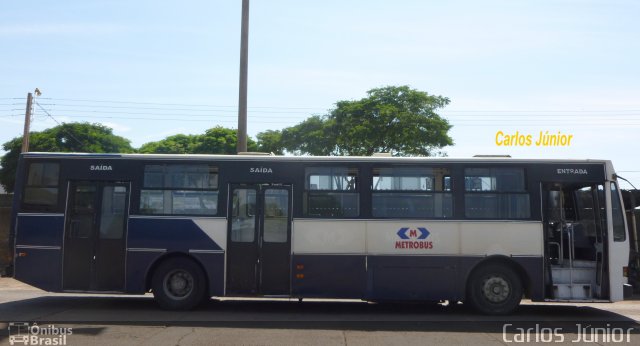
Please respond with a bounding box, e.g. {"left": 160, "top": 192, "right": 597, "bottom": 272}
{"left": 466, "top": 263, "right": 522, "bottom": 315}
{"left": 151, "top": 257, "right": 207, "bottom": 310}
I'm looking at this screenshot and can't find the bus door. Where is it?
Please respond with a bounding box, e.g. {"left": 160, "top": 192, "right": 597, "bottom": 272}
{"left": 63, "top": 181, "right": 130, "bottom": 291}
{"left": 543, "top": 183, "right": 606, "bottom": 299}
{"left": 226, "top": 184, "right": 292, "bottom": 295}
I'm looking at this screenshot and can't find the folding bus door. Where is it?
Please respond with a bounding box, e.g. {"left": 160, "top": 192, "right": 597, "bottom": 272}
{"left": 226, "top": 184, "right": 292, "bottom": 296}
{"left": 63, "top": 181, "right": 129, "bottom": 291}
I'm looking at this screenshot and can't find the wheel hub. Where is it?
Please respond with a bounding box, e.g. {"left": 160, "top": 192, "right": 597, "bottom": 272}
{"left": 482, "top": 276, "right": 510, "bottom": 303}
{"left": 164, "top": 269, "right": 194, "bottom": 299}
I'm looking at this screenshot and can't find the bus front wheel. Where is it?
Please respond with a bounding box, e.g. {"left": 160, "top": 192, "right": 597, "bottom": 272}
{"left": 466, "top": 263, "right": 522, "bottom": 315}
{"left": 151, "top": 257, "right": 207, "bottom": 310}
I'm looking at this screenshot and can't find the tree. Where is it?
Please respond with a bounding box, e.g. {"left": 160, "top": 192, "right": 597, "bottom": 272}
{"left": 138, "top": 134, "right": 195, "bottom": 154}
{"left": 193, "top": 126, "right": 257, "bottom": 154}
{"left": 0, "top": 122, "right": 134, "bottom": 192}
{"left": 280, "top": 116, "right": 336, "bottom": 156}
{"left": 261, "top": 85, "right": 453, "bottom": 156}
{"left": 139, "top": 126, "right": 257, "bottom": 154}
{"left": 256, "top": 130, "right": 285, "bottom": 155}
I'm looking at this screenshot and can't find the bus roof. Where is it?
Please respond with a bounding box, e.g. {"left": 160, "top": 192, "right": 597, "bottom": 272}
{"left": 19, "top": 152, "right": 613, "bottom": 165}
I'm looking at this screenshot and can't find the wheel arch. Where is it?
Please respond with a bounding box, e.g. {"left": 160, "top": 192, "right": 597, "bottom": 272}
{"left": 464, "top": 255, "right": 532, "bottom": 299}
{"left": 145, "top": 251, "right": 209, "bottom": 293}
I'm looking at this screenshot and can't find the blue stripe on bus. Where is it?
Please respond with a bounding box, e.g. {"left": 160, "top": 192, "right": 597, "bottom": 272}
{"left": 292, "top": 254, "right": 544, "bottom": 301}
{"left": 15, "top": 248, "right": 62, "bottom": 292}
{"left": 15, "top": 214, "right": 64, "bottom": 247}
{"left": 127, "top": 218, "right": 223, "bottom": 252}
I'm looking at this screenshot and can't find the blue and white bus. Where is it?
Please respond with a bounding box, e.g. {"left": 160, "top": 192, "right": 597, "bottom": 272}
{"left": 8, "top": 153, "right": 631, "bottom": 314}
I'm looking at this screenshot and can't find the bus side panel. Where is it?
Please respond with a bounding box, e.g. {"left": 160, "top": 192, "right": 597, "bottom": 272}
{"left": 14, "top": 214, "right": 64, "bottom": 291}
{"left": 126, "top": 217, "right": 226, "bottom": 295}
{"left": 513, "top": 256, "right": 544, "bottom": 301}
{"left": 291, "top": 254, "right": 366, "bottom": 298}
{"left": 190, "top": 252, "right": 225, "bottom": 296}
{"left": 291, "top": 219, "right": 366, "bottom": 298}
{"left": 367, "top": 255, "right": 460, "bottom": 301}
{"left": 365, "top": 255, "right": 543, "bottom": 302}
{"left": 125, "top": 251, "right": 164, "bottom": 293}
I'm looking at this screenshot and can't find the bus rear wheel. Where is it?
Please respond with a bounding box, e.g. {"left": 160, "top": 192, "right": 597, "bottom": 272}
{"left": 152, "top": 257, "right": 207, "bottom": 310}
{"left": 466, "top": 263, "right": 522, "bottom": 315}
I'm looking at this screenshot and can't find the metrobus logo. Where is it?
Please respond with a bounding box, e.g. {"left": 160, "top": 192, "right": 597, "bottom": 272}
{"left": 395, "top": 227, "right": 433, "bottom": 249}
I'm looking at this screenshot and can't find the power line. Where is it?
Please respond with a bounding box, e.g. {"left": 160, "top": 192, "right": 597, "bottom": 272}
{"left": 443, "top": 109, "right": 640, "bottom": 113}
{"left": 13, "top": 97, "right": 640, "bottom": 119}
{"left": 47, "top": 98, "right": 640, "bottom": 112}
{"left": 442, "top": 114, "right": 640, "bottom": 117}
{"left": 10, "top": 96, "right": 640, "bottom": 112}
{"left": 31, "top": 108, "right": 316, "bottom": 117}
{"left": 47, "top": 98, "right": 327, "bottom": 110}
{"left": 34, "top": 102, "right": 85, "bottom": 147}
{"left": 30, "top": 113, "right": 640, "bottom": 124}
{"left": 21, "top": 107, "right": 640, "bottom": 122}
{"left": 41, "top": 102, "right": 327, "bottom": 114}
{"left": 31, "top": 108, "right": 640, "bottom": 118}
{"left": 38, "top": 114, "right": 298, "bottom": 123}
{"left": 40, "top": 103, "right": 318, "bottom": 114}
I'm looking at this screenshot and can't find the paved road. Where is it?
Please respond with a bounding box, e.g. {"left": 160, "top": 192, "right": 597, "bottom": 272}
{"left": 0, "top": 278, "right": 639, "bottom": 345}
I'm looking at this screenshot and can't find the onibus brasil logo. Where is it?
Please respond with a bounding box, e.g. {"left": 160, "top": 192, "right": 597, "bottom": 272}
{"left": 395, "top": 227, "right": 433, "bottom": 249}
{"left": 8, "top": 322, "right": 72, "bottom": 345}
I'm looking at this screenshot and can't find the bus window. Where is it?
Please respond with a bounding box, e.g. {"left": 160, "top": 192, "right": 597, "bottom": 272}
{"left": 464, "top": 167, "right": 530, "bottom": 219}
{"left": 140, "top": 164, "right": 218, "bottom": 215}
{"left": 304, "top": 167, "right": 359, "bottom": 217}
{"left": 263, "top": 189, "right": 289, "bottom": 243}
{"left": 22, "top": 162, "right": 60, "bottom": 211}
{"left": 575, "top": 186, "right": 597, "bottom": 237}
{"left": 372, "top": 167, "right": 452, "bottom": 218}
{"left": 99, "top": 186, "right": 128, "bottom": 239}
{"left": 231, "top": 189, "right": 256, "bottom": 242}
{"left": 610, "top": 183, "right": 626, "bottom": 242}
{"left": 443, "top": 176, "right": 451, "bottom": 191}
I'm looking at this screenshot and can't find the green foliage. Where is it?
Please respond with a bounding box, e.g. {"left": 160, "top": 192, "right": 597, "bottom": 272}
{"left": 279, "top": 115, "right": 336, "bottom": 156}
{"left": 139, "top": 126, "right": 257, "bottom": 154}
{"left": 257, "top": 85, "right": 453, "bottom": 156}
{"left": 138, "top": 134, "right": 195, "bottom": 154}
{"left": 256, "top": 130, "right": 285, "bottom": 155}
{"left": 0, "top": 122, "right": 134, "bottom": 192}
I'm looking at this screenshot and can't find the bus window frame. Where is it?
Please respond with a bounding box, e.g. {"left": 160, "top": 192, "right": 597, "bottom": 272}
{"left": 20, "top": 160, "right": 63, "bottom": 213}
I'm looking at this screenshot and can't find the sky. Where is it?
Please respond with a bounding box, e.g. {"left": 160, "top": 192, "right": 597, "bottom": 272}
{"left": 1, "top": 0, "right": 639, "bottom": 187}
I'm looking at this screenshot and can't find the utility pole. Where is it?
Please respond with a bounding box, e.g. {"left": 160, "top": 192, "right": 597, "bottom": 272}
{"left": 21, "top": 92, "right": 33, "bottom": 152}
{"left": 237, "top": 0, "right": 250, "bottom": 153}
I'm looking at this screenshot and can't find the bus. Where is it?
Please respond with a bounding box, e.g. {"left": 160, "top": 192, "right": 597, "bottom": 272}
{"left": 8, "top": 152, "right": 631, "bottom": 314}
